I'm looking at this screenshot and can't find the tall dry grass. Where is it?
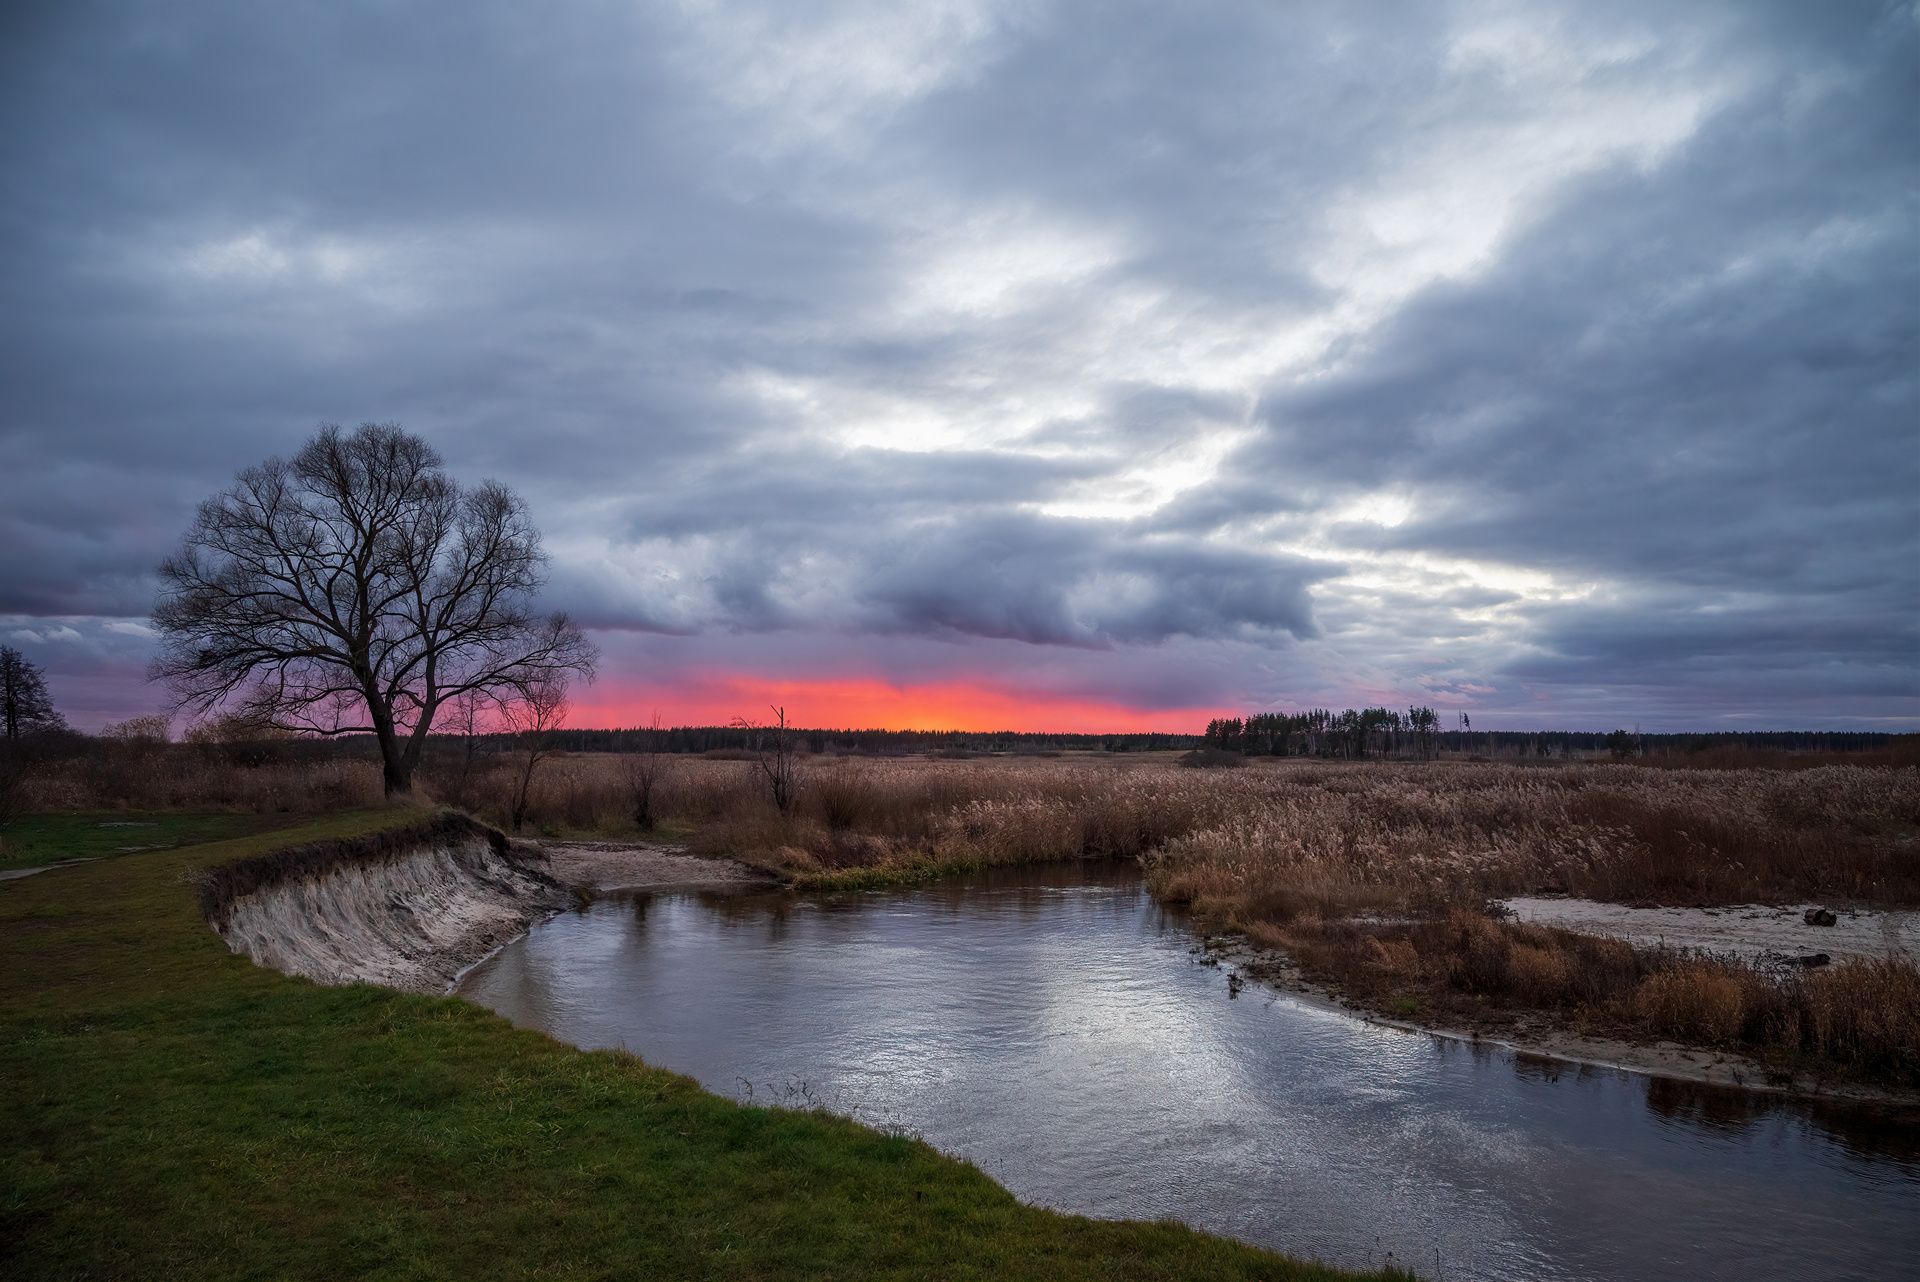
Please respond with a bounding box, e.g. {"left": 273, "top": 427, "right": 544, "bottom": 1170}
{"left": 1145, "top": 760, "right": 1920, "bottom": 912}
{"left": 36, "top": 748, "right": 1916, "bottom": 907}
{"left": 1246, "top": 908, "right": 1920, "bottom": 1084}
{"left": 20, "top": 745, "right": 1920, "bottom": 1081}
{"left": 687, "top": 756, "right": 1914, "bottom": 906}
{"left": 18, "top": 740, "right": 384, "bottom": 814}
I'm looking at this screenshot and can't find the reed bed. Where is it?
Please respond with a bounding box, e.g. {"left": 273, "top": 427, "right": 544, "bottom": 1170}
{"left": 17, "top": 744, "right": 1919, "bottom": 1082}
{"left": 509, "top": 752, "right": 1917, "bottom": 1083}
{"left": 33, "top": 747, "right": 1915, "bottom": 907}
{"left": 474, "top": 754, "right": 1920, "bottom": 906}
{"left": 1243, "top": 909, "right": 1920, "bottom": 1085}
{"left": 15, "top": 740, "right": 384, "bottom": 814}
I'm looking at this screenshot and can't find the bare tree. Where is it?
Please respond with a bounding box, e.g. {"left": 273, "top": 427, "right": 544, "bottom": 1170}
{"left": 441, "top": 686, "right": 492, "bottom": 809}
{"left": 622, "top": 712, "right": 671, "bottom": 831}
{"left": 0, "top": 646, "right": 65, "bottom": 741}
{"left": 102, "top": 714, "right": 171, "bottom": 743}
{"left": 732, "top": 704, "right": 799, "bottom": 815}
{"left": 151, "top": 423, "right": 596, "bottom": 797}
{"left": 502, "top": 675, "right": 569, "bottom": 832}
{"left": 184, "top": 711, "right": 294, "bottom": 768}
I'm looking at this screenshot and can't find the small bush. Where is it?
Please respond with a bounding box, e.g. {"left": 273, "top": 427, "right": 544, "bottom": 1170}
{"left": 1633, "top": 966, "right": 1748, "bottom": 1045}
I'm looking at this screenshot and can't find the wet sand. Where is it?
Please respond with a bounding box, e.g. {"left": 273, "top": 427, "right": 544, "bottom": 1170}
{"left": 1501, "top": 895, "right": 1918, "bottom": 966}
{"left": 535, "top": 840, "right": 777, "bottom": 893}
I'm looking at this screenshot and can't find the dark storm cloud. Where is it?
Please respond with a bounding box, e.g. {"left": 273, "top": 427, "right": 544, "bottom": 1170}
{"left": 1213, "top": 6, "right": 1920, "bottom": 720}
{"left": 0, "top": 0, "right": 1913, "bottom": 728}
{"left": 856, "top": 515, "right": 1330, "bottom": 647}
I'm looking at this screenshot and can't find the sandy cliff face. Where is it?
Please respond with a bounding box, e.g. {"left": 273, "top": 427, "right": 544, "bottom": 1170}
{"left": 208, "top": 816, "right": 571, "bottom": 994}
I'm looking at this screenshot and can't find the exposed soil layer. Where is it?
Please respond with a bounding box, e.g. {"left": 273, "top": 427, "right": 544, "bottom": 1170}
{"left": 210, "top": 817, "right": 773, "bottom": 994}
{"left": 215, "top": 824, "right": 571, "bottom": 993}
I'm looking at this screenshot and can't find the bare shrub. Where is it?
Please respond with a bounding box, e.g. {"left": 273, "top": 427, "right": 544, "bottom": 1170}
{"left": 623, "top": 753, "right": 671, "bottom": 831}
{"left": 1634, "top": 966, "right": 1748, "bottom": 1045}
{"left": 809, "top": 765, "right": 875, "bottom": 832}
{"left": 102, "top": 714, "right": 171, "bottom": 744}
{"left": 1802, "top": 958, "right": 1920, "bottom": 1080}
{"left": 501, "top": 676, "right": 570, "bottom": 833}
{"left": 734, "top": 706, "right": 800, "bottom": 815}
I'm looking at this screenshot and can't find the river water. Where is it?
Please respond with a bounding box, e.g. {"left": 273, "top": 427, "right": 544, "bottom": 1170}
{"left": 457, "top": 863, "right": 1920, "bottom": 1281}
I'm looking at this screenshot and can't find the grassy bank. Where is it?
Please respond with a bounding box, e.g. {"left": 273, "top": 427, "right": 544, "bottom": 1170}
{"left": 0, "top": 811, "right": 291, "bottom": 873}
{"left": 0, "top": 809, "right": 1396, "bottom": 1282}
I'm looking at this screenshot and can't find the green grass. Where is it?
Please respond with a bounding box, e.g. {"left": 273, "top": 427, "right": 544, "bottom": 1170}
{"left": 1, "top": 809, "right": 1401, "bottom": 1281}
{"left": 0, "top": 811, "right": 296, "bottom": 872}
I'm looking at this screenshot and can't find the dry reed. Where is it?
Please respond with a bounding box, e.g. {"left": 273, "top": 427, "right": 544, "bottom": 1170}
{"left": 21, "top": 745, "right": 1920, "bottom": 1082}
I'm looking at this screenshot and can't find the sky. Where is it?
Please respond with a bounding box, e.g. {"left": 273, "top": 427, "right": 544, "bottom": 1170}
{"left": 1, "top": 0, "right": 1916, "bottom": 734}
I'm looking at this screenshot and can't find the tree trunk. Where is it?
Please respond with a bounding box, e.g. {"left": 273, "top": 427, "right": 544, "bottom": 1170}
{"left": 511, "top": 755, "right": 536, "bottom": 831}
{"left": 363, "top": 680, "right": 413, "bottom": 799}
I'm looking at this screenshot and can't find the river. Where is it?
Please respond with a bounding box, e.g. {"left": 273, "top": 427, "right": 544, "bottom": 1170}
{"left": 458, "top": 863, "right": 1920, "bottom": 1281}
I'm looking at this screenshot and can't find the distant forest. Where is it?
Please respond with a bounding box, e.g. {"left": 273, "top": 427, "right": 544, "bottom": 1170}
{"left": 1199, "top": 709, "right": 1908, "bottom": 760}
{"left": 460, "top": 725, "right": 1204, "bottom": 755}
{"left": 435, "top": 720, "right": 1909, "bottom": 760}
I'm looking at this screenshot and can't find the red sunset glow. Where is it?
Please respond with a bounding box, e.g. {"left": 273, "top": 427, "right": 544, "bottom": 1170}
{"left": 570, "top": 673, "right": 1233, "bottom": 734}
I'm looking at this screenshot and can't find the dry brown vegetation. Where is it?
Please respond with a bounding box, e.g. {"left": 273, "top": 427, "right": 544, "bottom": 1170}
{"left": 1244, "top": 909, "right": 1920, "bottom": 1086}
{"left": 17, "top": 745, "right": 1920, "bottom": 1084}
{"left": 545, "top": 752, "right": 1916, "bottom": 1082}
{"left": 16, "top": 739, "right": 384, "bottom": 815}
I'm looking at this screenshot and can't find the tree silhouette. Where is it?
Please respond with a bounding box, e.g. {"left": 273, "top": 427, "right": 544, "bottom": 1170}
{"left": 152, "top": 423, "right": 595, "bottom": 796}
{"left": 0, "top": 646, "right": 64, "bottom": 740}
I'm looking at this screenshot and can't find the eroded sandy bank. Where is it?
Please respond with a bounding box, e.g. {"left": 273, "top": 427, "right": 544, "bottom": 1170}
{"left": 206, "top": 816, "right": 773, "bottom": 994}
{"left": 211, "top": 817, "right": 569, "bottom": 993}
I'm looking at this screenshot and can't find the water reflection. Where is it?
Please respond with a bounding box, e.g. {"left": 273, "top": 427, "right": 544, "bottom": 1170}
{"left": 460, "top": 863, "right": 1920, "bottom": 1282}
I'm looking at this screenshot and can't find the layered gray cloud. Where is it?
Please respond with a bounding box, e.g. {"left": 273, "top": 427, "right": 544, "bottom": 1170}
{"left": 1, "top": 0, "right": 1914, "bottom": 729}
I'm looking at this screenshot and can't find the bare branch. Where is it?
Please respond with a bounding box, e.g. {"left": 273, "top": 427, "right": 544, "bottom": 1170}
{"left": 150, "top": 422, "right": 598, "bottom": 797}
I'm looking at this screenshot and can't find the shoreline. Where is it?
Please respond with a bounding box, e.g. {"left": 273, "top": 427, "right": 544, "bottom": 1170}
{"left": 209, "top": 820, "right": 776, "bottom": 996}
{"left": 534, "top": 838, "right": 780, "bottom": 895}
{"left": 1197, "top": 931, "right": 1920, "bottom": 1109}
{"left": 443, "top": 839, "right": 779, "bottom": 992}
{"left": 10, "top": 809, "right": 1346, "bottom": 1282}
{"left": 215, "top": 829, "right": 1919, "bottom": 1108}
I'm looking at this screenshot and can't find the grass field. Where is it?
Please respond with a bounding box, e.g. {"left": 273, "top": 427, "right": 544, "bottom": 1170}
{"left": 0, "top": 811, "right": 292, "bottom": 873}
{"left": 0, "top": 809, "right": 1398, "bottom": 1282}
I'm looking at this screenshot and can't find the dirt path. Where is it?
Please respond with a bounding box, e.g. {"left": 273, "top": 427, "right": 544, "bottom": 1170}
{"left": 0, "top": 858, "right": 99, "bottom": 883}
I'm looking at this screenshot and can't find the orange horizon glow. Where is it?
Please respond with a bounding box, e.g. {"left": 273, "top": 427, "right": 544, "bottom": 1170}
{"left": 568, "top": 673, "right": 1231, "bottom": 735}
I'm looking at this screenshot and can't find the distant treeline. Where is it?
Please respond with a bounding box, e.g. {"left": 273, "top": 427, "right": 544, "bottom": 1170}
{"left": 11, "top": 716, "right": 1907, "bottom": 765}
{"left": 1206, "top": 708, "right": 1445, "bottom": 759}
{"left": 442, "top": 725, "right": 1207, "bottom": 756}
{"left": 437, "top": 720, "right": 1911, "bottom": 761}
{"left": 1203, "top": 709, "right": 1913, "bottom": 761}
